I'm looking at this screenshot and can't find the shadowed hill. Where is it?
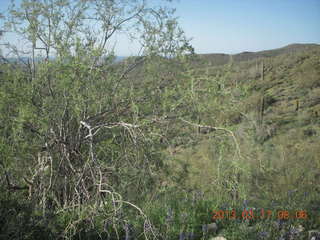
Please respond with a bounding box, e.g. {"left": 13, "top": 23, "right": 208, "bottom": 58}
{"left": 195, "top": 43, "right": 320, "bottom": 67}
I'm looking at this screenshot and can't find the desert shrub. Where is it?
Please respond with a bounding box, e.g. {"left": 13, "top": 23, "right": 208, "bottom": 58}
{"left": 0, "top": 196, "right": 56, "bottom": 240}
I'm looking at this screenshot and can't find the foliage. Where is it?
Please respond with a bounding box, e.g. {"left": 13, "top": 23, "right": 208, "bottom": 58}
{"left": 0, "top": 0, "right": 319, "bottom": 239}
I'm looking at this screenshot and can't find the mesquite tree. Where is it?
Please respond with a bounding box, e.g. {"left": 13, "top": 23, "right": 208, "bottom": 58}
{"left": 0, "top": 0, "right": 192, "bottom": 237}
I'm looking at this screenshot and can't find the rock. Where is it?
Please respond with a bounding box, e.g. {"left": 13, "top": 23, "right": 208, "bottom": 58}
{"left": 209, "top": 237, "right": 227, "bottom": 240}
{"left": 202, "top": 223, "right": 218, "bottom": 235}
{"left": 207, "top": 223, "right": 218, "bottom": 233}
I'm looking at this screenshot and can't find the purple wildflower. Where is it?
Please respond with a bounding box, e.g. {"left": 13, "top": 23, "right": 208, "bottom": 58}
{"left": 258, "top": 231, "right": 269, "bottom": 239}
{"left": 179, "top": 232, "right": 186, "bottom": 240}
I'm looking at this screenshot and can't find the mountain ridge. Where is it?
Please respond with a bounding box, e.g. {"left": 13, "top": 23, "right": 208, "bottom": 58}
{"left": 196, "top": 43, "right": 320, "bottom": 66}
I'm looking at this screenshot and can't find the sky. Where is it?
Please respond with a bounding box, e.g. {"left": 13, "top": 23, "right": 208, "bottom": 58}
{"left": 172, "top": 0, "right": 320, "bottom": 54}
{"left": 1, "top": 0, "right": 320, "bottom": 56}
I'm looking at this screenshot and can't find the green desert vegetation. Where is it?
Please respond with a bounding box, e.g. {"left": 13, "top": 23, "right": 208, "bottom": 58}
{"left": 0, "top": 1, "right": 319, "bottom": 239}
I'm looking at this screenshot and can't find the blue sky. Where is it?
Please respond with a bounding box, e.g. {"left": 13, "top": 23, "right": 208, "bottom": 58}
{"left": 172, "top": 0, "right": 320, "bottom": 53}
{"left": 1, "top": 0, "right": 320, "bottom": 55}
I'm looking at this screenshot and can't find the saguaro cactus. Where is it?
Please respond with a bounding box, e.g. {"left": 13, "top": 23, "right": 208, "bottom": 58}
{"left": 261, "top": 60, "right": 264, "bottom": 82}
{"left": 295, "top": 99, "right": 300, "bottom": 111}
{"left": 259, "top": 60, "right": 265, "bottom": 126}
{"left": 259, "top": 96, "right": 265, "bottom": 126}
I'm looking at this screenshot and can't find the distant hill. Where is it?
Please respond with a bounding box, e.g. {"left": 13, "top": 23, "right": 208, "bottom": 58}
{"left": 195, "top": 43, "right": 320, "bottom": 66}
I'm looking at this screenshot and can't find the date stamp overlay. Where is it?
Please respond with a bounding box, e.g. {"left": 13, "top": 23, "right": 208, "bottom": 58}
{"left": 212, "top": 208, "right": 308, "bottom": 220}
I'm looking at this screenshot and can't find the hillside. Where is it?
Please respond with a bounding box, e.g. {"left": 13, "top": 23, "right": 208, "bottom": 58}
{"left": 157, "top": 43, "right": 320, "bottom": 238}
{"left": 193, "top": 43, "right": 320, "bottom": 67}
{"left": 1, "top": 43, "right": 319, "bottom": 239}
{"left": 168, "top": 43, "right": 320, "bottom": 190}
